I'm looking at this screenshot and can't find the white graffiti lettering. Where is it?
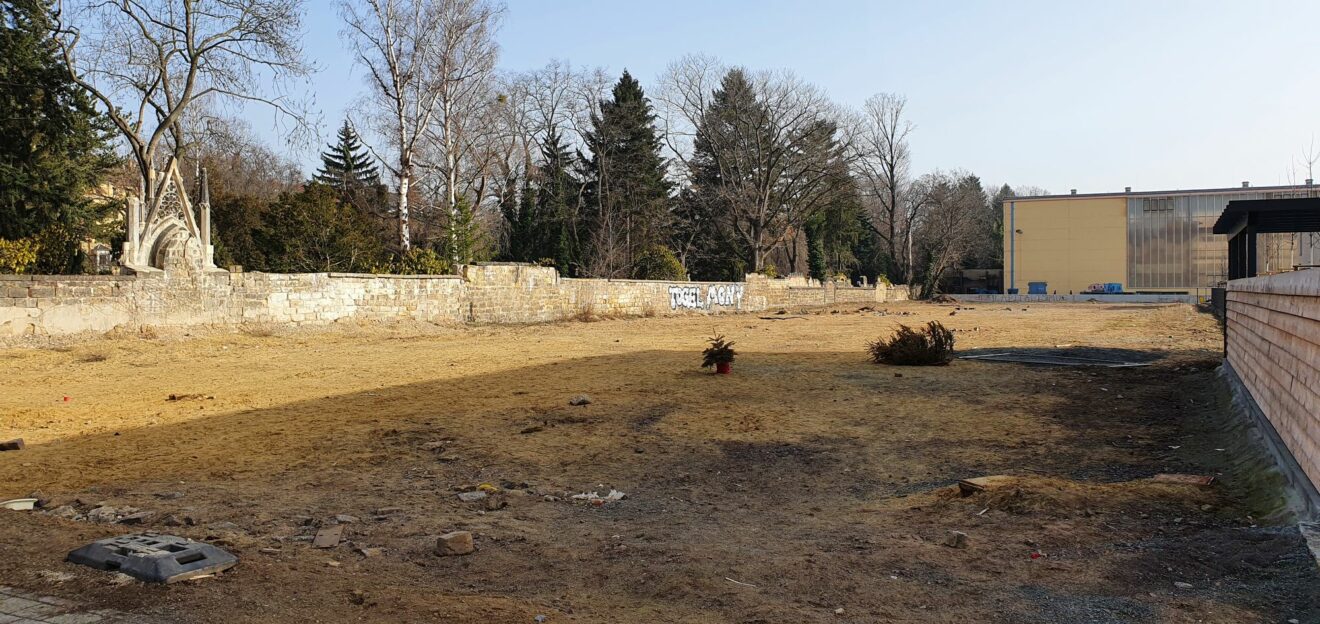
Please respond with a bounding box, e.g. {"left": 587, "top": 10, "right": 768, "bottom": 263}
{"left": 668, "top": 284, "right": 744, "bottom": 310}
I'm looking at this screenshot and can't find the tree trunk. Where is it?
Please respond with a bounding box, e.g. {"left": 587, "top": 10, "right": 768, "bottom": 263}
{"left": 444, "top": 105, "right": 459, "bottom": 264}
{"left": 398, "top": 171, "right": 412, "bottom": 251}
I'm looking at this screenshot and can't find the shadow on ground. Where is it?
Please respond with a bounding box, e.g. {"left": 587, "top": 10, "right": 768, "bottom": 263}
{"left": 0, "top": 344, "right": 1314, "bottom": 623}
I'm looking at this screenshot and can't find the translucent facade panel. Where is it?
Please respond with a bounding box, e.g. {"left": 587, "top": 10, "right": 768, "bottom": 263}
{"left": 1127, "top": 190, "right": 1314, "bottom": 290}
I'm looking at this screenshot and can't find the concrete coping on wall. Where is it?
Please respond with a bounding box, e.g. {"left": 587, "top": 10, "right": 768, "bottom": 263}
{"left": 1228, "top": 268, "right": 1320, "bottom": 296}
{"left": 560, "top": 277, "right": 745, "bottom": 286}
{"left": 37, "top": 275, "right": 136, "bottom": 282}
{"left": 0, "top": 274, "right": 138, "bottom": 283}
{"left": 326, "top": 272, "right": 465, "bottom": 280}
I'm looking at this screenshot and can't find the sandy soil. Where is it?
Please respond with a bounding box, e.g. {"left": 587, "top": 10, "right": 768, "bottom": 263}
{"left": 0, "top": 301, "right": 1316, "bottom": 623}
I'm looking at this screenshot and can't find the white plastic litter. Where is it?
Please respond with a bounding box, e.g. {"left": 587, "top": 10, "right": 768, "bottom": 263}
{"left": 571, "top": 490, "right": 626, "bottom": 503}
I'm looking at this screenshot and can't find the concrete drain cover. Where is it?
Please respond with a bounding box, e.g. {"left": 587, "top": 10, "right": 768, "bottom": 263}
{"left": 67, "top": 533, "right": 237, "bottom": 584}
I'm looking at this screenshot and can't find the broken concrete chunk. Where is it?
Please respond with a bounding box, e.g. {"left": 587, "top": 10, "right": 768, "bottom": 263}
{"left": 313, "top": 524, "right": 344, "bottom": 548}
{"left": 435, "top": 531, "right": 474, "bottom": 556}
{"left": 86, "top": 506, "right": 130, "bottom": 524}
{"left": 0, "top": 438, "right": 24, "bottom": 451}
{"left": 47, "top": 505, "right": 80, "bottom": 519}
{"left": 568, "top": 394, "right": 592, "bottom": 406}
{"left": 943, "top": 530, "right": 969, "bottom": 549}
{"left": 334, "top": 514, "right": 359, "bottom": 524}
{"left": 117, "top": 511, "right": 155, "bottom": 525}
{"left": 457, "top": 491, "right": 488, "bottom": 503}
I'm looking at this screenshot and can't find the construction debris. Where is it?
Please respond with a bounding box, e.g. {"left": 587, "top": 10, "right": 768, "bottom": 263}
{"left": 0, "top": 439, "right": 23, "bottom": 452}
{"left": 313, "top": 524, "right": 344, "bottom": 548}
{"left": 66, "top": 533, "right": 237, "bottom": 584}
{"left": 568, "top": 394, "right": 593, "bottom": 406}
{"left": 943, "top": 531, "right": 969, "bottom": 549}
{"left": 436, "top": 531, "right": 474, "bottom": 556}
{"left": 571, "top": 490, "right": 626, "bottom": 504}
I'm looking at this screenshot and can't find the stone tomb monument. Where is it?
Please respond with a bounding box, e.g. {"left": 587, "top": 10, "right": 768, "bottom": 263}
{"left": 120, "top": 162, "right": 220, "bottom": 275}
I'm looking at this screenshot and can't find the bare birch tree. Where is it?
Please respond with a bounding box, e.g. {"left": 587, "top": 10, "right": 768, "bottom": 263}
{"left": 52, "top": 0, "right": 311, "bottom": 211}
{"left": 419, "top": 0, "right": 502, "bottom": 262}
{"left": 342, "top": 0, "right": 442, "bottom": 250}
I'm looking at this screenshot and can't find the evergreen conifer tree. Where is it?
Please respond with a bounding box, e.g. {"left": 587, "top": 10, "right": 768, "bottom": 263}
{"left": 583, "top": 70, "right": 672, "bottom": 277}
{"left": 675, "top": 69, "right": 767, "bottom": 280}
{"left": 535, "top": 130, "right": 585, "bottom": 274}
{"left": 0, "top": 0, "right": 117, "bottom": 273}
{"left": 314, "top": 120, "right": 382, "bottom": 191}
{"left": 312, "top": 120, "right": 390, "bottom": 249}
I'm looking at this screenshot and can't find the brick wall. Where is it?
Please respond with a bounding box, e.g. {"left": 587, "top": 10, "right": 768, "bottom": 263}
{"left": 1226, "top": 269, "right": 1320, "bottom": 491}
{"left": 0, "top": 264, "right": 899, "bottom": 338}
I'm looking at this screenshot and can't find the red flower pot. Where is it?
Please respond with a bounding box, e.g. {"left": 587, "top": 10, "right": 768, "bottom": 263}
{"left": 716, "top": 362, "right": 732, "bottom": 374}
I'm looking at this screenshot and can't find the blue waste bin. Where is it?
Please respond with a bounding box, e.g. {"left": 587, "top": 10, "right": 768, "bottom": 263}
{"left": 1027, "top": 282, "right": 1047, "bottom": 295}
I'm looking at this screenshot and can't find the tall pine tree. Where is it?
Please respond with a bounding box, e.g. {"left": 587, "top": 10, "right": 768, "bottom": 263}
{"left": 314, "top": 120, "right": 382, "bottom": 190}
{"left": 583, "top": 70, "right": 672, "bottom": 278}
{"left": 0, "top": 0, "right": 117, "bottom": 273}
{"left": 536, "top": 130, "right": 586, "bottom": 274}
{"left": 311, "top": 119, "right": 390, "bottom": 252}
{"left": 503, "top": 130, "right": 586, "bottom": 275}
{"left": 675, "top": 69, "right": 768, "bottom": 280}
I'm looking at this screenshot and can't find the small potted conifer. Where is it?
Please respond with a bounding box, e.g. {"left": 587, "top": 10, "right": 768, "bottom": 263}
{"left": 701, "top": 335, "right": 737, "bottom": 374}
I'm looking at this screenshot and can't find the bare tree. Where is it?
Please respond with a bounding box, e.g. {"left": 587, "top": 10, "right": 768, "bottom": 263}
{"left": 656, "top": 53, "right": 724, "bottom": 178}
{"left": 853, "top": 93, "right": 917, "bottom": 284}
{"left": 676, "top": 64, "right": 847, "bottom": 273}
{"left": 343, "top": 0, "right": 462, "bottom": 251}
{"left": 53, "top": 0, "right": 311, "bottom": 211}
{"left": 912, "top": 171, "right": 985, "bottom": 296}
{"left": 418, "top": 0, "right": 503, "bottom": 262}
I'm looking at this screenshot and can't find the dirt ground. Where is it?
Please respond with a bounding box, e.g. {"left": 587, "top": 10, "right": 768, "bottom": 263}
{"left": 0, "top": 301, "right": 1317, "bottom": 623}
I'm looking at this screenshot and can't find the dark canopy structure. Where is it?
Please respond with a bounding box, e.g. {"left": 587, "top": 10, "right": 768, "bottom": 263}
{"left": 1212, "top": 197, "right": 1320, "bottom": 279}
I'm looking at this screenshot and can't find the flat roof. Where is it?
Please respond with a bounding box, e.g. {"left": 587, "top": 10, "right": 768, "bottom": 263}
{"left": 1009, "top": 183, "right": 1320, "bottom": 202}
{"left": 1212, "top": 197, "right": 1320, "bottom": 235}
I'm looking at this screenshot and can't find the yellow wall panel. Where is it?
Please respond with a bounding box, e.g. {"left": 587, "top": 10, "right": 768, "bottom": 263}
{"left": 1002, "top": 197, "right": 1127, "bottom": 294}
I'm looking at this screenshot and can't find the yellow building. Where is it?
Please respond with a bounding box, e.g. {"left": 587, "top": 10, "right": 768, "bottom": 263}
{"left": 1003, "top": 184, "right": 1320, "bottom": 295}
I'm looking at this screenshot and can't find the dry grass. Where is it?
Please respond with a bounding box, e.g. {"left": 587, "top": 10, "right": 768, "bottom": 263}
{"left": 0, "top": 302, "right": 1312, "bottom": 623}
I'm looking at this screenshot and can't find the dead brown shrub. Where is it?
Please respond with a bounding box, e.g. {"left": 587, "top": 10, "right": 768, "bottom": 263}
{"left": 867, "top": 321, "right": 955, "bottom": 366}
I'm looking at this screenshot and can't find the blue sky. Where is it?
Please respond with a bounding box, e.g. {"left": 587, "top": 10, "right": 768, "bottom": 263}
{"left": 262, "top": 0, "right": 1320, "bottom": 193}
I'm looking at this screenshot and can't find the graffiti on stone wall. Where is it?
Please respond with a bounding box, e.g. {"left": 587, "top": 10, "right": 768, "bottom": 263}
{"left": 668, "top": 284, "right": 745, "bottom": 310}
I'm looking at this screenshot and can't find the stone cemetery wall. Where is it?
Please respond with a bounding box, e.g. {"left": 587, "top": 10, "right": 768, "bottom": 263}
{"left": 0, "top": 264, "right": 904, "bottom": 338}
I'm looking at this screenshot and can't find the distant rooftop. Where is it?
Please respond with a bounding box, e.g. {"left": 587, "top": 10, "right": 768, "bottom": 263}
{"left": 1011, "top": 183, "right": 1320, "bottom": 202}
